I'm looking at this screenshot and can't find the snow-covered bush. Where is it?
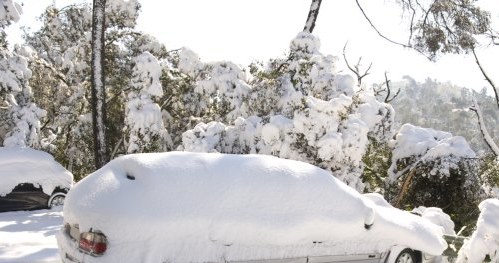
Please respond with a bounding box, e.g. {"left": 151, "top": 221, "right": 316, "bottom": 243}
{"left": 387, "top": 124, "right": 482, "bottom": 231}
{"left": 180, "top": 32, "right": 395, "bottom": 192}
{"left": 0, "top": 0, "right": 21, "bottom": 29}
{"left": 457, "top": 199, "right": 499, "bottom": 263}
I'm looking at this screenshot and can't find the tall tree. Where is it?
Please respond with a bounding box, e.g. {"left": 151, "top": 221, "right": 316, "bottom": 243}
{"left": 303, "top": 0, "right": 322, "bottom": 33}
{"left": 90, "top": 0, "right": 109, "bottom": 168}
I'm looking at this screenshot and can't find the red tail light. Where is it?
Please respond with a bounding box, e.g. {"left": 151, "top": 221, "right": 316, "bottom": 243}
{"left": 79, "top": 231, "right": 108, "bottom": 256}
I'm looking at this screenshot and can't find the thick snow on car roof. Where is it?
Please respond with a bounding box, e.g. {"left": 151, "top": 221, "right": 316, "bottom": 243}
{"left": 0, "top": 147, "right": 73, "bottom": 196}
{"left": 64, "top": 151, "right": 446, "bottom": 262}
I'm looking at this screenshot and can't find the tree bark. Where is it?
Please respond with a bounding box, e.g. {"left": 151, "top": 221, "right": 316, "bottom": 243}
{"left": 470, "top": 97, "right": 499, "bottom": 157}
{"left": 303, "top": 0, "right": 322, "bottom": 33}
{"left": 90, "top": 0, "right": 109, "bottom": 168}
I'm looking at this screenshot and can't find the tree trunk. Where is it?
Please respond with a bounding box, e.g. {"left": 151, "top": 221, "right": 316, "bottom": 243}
{"left": 303, "top": 0, "right": 322, "bottom": 33}
{"left": 90, "top": 0, "right": 109, "bottom": 168}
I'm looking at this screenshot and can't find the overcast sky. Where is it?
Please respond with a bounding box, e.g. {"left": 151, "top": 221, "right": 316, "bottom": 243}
{"left": 8, "top": 0, "right": 499, "bottom": 92}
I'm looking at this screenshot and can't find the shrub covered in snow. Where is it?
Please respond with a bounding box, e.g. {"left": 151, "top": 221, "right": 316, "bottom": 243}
{"left": 179, "top": 32, "right": 395, "bottom": 192}
{"left": 387, "top": 124, "right": 482, "bottom": 232}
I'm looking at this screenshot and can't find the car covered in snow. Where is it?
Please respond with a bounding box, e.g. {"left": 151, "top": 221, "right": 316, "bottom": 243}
{"left": 0, "top": 147, "right": 73, "bottom": 212}
{"left": 57, "top": 151, "right": 447, "bottom": 263}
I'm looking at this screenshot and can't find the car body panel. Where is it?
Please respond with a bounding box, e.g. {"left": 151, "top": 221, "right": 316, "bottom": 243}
{"left": 0, "top": 183, "right": 49, "bottom": 212}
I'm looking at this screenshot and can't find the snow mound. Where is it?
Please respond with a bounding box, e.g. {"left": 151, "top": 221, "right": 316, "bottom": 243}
{"left": 62, "top": 152, "right": 446, "bottom": 262}
{"left": 457, "top": 199, "right": 499, "bottom": 263}
{"left": 0, "top": 147, "right": 73, "bottom": 196}
{"left": 413, "top": 206, "right": 455, "bottom": 235}
{"left": 389, "top": 124, "right": 476, "bottom": 181}
{"left": 390, "top": 124, "right": 475, "bottom": 161}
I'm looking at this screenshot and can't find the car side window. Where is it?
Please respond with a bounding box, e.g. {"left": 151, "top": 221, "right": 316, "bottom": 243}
{"left": 12, "top": 183, "right": 42, "bottom": 192}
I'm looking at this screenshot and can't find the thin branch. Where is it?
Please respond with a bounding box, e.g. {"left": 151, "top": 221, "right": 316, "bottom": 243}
{"left": 342, "top": 42, "right": 372, "bottom": 87}
{"left": 472, "top": 49, "right": 499, "bottom": 110}
{"left": 354, "top": 0, "right": 411, "bottom": 48}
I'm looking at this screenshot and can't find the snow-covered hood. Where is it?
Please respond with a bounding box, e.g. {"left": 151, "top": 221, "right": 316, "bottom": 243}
{"left": 64, "top": 151, "right": 446, "bottom": 262}
{"left": 0, "top": 147, "right": 73, "bottom": 196}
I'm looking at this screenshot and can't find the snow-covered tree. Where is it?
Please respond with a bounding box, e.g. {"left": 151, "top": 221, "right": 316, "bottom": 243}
{"left": 180, "top": 32, "right": 395, "bottom": 192}
{"left": 124, "top": 51, "right": 168, "bottom": 153}
{"left": 0, "top": 2, "right": 46, "bottom": 149}
{"left": 24, "top": 0, "right": 164, "bottom": 178}
{"left": 387, "top": 124, "right": 482, "bottom": 231}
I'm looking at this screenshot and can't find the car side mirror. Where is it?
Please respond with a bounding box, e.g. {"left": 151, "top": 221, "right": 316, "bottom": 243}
{"left": 364, "top": 206, "right": 375, "bottom": 230}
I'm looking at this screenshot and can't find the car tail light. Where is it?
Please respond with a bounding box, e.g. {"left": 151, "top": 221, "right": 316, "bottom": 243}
{"left": 79, "top": 231, "right": 108, "bottom": 256}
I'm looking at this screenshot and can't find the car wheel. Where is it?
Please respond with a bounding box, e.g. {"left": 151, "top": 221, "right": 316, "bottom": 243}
{"left": 395, "top": 249, "right": 417, "bottom": 263}
{"left": 48, "top": 193, "right": 66, "bottom": 208}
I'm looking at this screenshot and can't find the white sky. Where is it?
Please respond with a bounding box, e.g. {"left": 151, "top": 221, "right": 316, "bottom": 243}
{"left": 8, "top": 0, "right": 499, "bottom": 91}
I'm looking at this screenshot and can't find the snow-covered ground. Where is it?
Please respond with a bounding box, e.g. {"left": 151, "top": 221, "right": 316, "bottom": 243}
{"left": 0, "top": 208, "right": 62, "bottom": 263}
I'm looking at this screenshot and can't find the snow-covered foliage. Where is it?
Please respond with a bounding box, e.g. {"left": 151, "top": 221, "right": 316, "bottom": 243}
{"left": 0, "top": 0, "right": 22, "bottom": 28}
{"left": 287, "top": 32, "right": 354, "bottom": 100}
{"left": 23, "top": 1, "right": 167, "bottom": 177}
{"left": 59, "top": 152, "right": 446, "bottom": 262}
{"left": 3, "top": 100, "right": 46, "bottom": 148}
{"left": 457, "top": 199, "right": 499, "bottom": 263}
{"left": 180, "top": 32, "right": 395, "bottom": 192}
{"left": 388, "top": 124, "right": 476, "bottom": 182}
{"left": 125, "top": 51, "right": 168, "bottom": 153}
{"left": 0, "top": 147, "right": 73, "bottom": 196}
{"left": 0, "top": 4, "right": 47, "bottom": 149}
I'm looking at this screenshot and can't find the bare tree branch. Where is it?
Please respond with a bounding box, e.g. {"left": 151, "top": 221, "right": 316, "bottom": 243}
{"left": 354, "top": 0, "right": 411, "bottom": 48}
{"left": 383, "top": 72, "right": 401, "bottom": 103}
{"left": 470, "top": 96, "right": 499, "bottom": 156}
{"left": 372, "top": 72, "right": 400, "bottom": 103}
{"left": 472, "top": 49, "right": 499, "bottom": 110}
{"left": 342, "top": 42, "right": 372, "bottom": 87}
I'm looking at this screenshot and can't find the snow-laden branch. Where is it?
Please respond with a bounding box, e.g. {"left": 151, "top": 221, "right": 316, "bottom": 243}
{"left": 470, "top": 96, "right": 499, "bottom": 157}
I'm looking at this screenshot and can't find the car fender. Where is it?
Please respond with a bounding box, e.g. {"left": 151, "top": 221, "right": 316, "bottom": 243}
{"left": 48, "top": 192, "right": 66, "bottom": 207}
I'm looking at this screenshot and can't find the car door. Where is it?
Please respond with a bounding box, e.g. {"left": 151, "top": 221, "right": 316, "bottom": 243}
{"left": 0, "top": 183, "right": 49, "bottom": 212}
{"left": 228, "top": 252, "right": 384, "bottom": 263}
{"left": 307, "top": 253, "right": 384, "bottom": 263}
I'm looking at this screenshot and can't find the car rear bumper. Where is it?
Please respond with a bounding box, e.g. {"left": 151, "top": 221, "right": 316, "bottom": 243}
{"left": 56, "top": 226, "right": 89, "bottom": 263}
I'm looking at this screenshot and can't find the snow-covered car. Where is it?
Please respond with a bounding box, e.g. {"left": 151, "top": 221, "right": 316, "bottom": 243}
{"left": 57, "top": 151, "right": 447, "bottom": 263}
{"left": 0, "top": 147, "right": 73, "bottom": 212}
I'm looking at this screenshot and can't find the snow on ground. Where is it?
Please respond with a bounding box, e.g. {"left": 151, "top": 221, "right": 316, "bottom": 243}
{"left": 0, "top": 208, "right": 62, "bottom": 263}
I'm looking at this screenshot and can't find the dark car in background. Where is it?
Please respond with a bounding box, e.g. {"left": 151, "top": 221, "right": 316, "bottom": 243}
{"left": 0, "top": 147, "right": 73, "bottom": 212}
